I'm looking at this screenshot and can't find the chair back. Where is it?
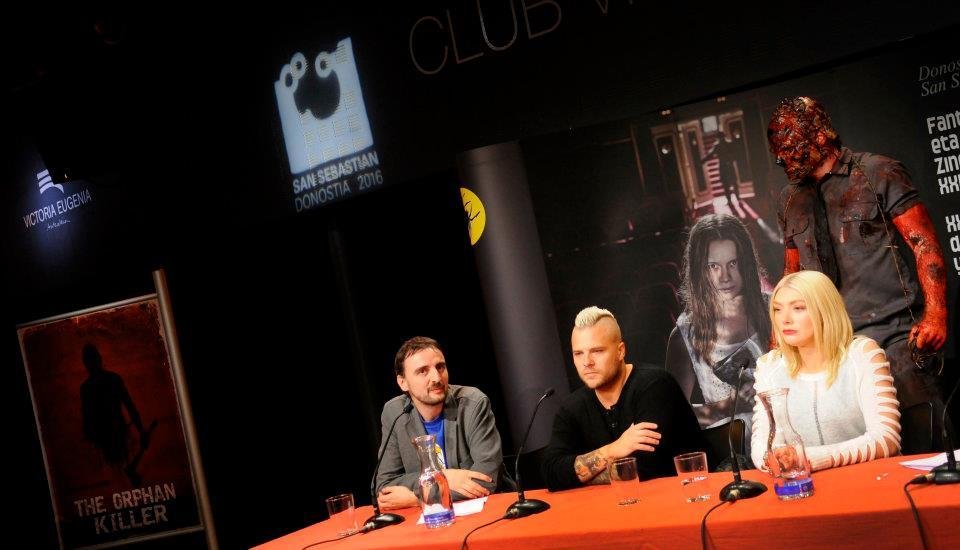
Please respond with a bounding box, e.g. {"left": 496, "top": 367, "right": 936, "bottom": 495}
{"left": 701, "top": 418, "right": 745, "bottom": 469}
{"left": 500, "top": 446, "right": 547, "bottom": 492}
{"left": 900, "top": 401, "right": 934, "bottom": 455}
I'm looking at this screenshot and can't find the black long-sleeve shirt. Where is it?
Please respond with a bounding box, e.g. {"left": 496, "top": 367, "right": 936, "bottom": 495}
{"left": 541, "top": 365, "right": 709, "bottom": 491}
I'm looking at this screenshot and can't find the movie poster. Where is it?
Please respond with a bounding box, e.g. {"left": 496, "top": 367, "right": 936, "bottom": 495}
{"left": 18, "top": 296, "right": 202, "bottom": 549}
{"left": 509, "top": 31, "right": 958, "bottom": 459}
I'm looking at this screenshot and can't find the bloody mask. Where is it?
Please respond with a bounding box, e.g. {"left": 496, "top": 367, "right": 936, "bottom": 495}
{"left": 767, "top": 97, "right": 838, "bottom": 184}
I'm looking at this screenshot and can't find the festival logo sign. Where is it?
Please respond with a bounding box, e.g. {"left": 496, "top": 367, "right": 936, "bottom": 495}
{"left": 274, "top": 37, "right": 384, "bottom": 212}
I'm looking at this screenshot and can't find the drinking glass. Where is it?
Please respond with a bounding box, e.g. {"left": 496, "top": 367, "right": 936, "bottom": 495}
{"left": 609, "top": 457, "right": 641, "bottom": 505}
{"left": 325, "top": 493, "right": 359, "bottom": 536}
{"left": 673, "top": 452, "right": 710, "bottom": 503}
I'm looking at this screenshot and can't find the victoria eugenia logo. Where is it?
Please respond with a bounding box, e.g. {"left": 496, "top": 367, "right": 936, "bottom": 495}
{"left": 274, "top": 38, "right": 374, "bottom": 175}
{"left": 37, "top": 169, "right": 63, "bottom": 195}
{"left": 22, "top": 166, "right": 93, "bottom": 230}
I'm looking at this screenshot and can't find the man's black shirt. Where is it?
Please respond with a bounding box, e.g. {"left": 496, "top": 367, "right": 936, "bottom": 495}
{"left": 541, "top": 365, "right": 709, "bottom": 491}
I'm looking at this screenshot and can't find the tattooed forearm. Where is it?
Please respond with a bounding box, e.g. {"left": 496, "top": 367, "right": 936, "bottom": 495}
{"left": 585, "top": 469, "right": 610, "bottom": 485}
{"left": 574, "top": 448, "right": 610, "bottom": 484}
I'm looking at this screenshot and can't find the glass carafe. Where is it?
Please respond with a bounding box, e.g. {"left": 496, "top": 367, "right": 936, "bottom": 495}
{"left": 758, "top": 388, "right": 815, "bottom": 500}
{"left": 412, "top": 434, "right": 455, "bottom": 528}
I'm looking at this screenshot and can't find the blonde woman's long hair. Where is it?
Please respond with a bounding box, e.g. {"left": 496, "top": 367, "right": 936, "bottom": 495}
{"left": 770, "top": 270, "right": 853, "bottom": 387}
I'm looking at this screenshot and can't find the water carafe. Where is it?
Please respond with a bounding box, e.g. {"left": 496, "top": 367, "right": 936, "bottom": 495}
{"left": 758, "top": 388, "right": 815, "bottom": 500}
{"left": 413, "top": 434, "right": 455, "bottom": 527}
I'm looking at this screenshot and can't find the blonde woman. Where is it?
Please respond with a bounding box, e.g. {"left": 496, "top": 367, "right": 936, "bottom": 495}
{"left": 750, "top": 271, "right": 901, "bottom": 472}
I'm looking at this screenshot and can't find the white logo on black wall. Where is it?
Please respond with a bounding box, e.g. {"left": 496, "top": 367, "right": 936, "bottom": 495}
{"left": 275, "top": 38, "right": 374, "bottom": 174}
{"left": 21, "top": 168, "right": 93, "bottom": 231}
{"left": 37, "top": 169, "right": 63, "bottom": 195}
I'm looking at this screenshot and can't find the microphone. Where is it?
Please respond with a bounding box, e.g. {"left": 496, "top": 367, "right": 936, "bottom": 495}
{"left": 505, "top": 387, "right": 555, "bottom": 518}
{"left": 922, "top": 376, "right": 959, "bottom": 484}
{"left": 711, "top": 338, "right": 755, "bottom": 386}
{"left": 719, "top": 361, "right": 767, "bottom": 502}
{"left": 363, "top": 400, "right": 414, "bottom": 531}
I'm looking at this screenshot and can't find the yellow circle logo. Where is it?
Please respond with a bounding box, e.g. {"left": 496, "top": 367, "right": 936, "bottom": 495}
{"left": 460, "top": 187, "right": 486, "bottom": 246}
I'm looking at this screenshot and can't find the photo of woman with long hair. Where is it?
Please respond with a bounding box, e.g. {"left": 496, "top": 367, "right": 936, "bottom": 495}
{"left": 665, "top": 214, "right": 771, "bottom": 461}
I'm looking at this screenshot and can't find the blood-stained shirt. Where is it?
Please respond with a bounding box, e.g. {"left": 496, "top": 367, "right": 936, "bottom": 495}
{"left": 778, "top": 147, "right": 922, "bottom": 334}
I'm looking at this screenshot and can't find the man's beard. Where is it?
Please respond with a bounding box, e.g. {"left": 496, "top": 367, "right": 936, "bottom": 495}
{"left": 585, "top": 364, "right": 623, "bottom": 391}
{"left": 417, "top": 384, "right": 447, "bottom": 405}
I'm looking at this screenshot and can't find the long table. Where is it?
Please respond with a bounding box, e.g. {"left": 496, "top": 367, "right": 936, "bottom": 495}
{"left": 254, "top": 454, "right": 959, "bottom": 549}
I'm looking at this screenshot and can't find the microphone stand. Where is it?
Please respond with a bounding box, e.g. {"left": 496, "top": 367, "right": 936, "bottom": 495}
{"left": 506, "top": 388, "right": 555, "bottom": 518}
{"left": 928, "top": 376, "right": 959, "bottom": 484}
{"left": 363, "top": 401, "right": 414, "bottom": 531}
{"left": 719, "top": 364, "right": 767, "bottom": 501}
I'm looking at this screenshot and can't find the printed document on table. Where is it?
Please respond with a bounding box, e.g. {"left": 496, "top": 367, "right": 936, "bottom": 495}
{"left": 900, "top": 450, "right": 960, "bottom": 471}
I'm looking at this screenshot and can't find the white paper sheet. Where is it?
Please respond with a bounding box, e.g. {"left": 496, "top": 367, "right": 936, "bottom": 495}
{"left": 899, "top": 450, "right": 960, "bottom": 471}
{"left": 416, "top": 496, "right": 487, "bottom": 524}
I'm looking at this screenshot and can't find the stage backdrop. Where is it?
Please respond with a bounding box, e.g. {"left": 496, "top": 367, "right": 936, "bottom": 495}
{"left": 460, "top": 30, "right": 959, "bottom": 455}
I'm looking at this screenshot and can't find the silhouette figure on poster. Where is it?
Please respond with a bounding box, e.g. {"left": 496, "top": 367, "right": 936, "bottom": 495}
{"left": 702, "top": 131, "right": 742, "bottom": 207}
{"left": 80, "top": 343, "right": 156, "bottom": 487}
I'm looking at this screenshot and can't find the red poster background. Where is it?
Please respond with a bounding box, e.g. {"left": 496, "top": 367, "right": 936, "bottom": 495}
{"left": 18, "top": 297, "right": 201, "bottom": 548}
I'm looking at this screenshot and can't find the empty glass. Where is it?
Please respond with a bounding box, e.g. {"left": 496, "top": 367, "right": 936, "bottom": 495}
{"left": 609, "top": 457, "right": 641, "bottom": 505}
{"left": 674, "top": 452, "right": 710, "bottom": 502}
{"left": 325, "top": 493, "right": 359, "bottom": 536}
